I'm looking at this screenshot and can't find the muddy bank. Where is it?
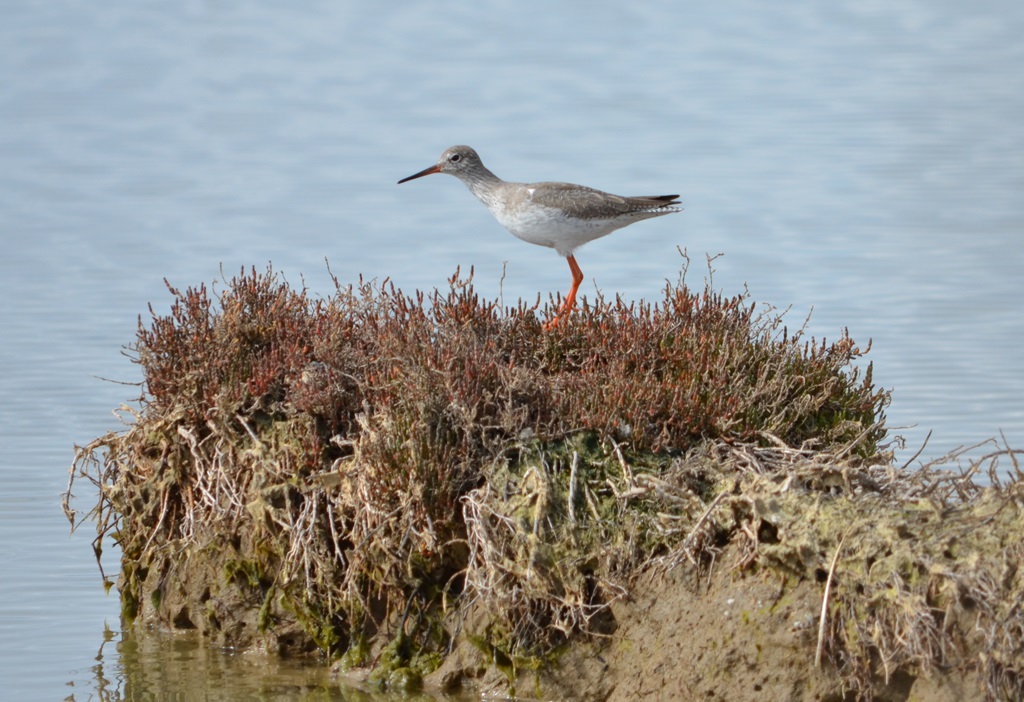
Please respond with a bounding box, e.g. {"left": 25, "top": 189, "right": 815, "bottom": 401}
{"left": 64, "top": 267, "right": 1023, "bottom": 700}
{"left": 418, "top": 447, "right": 1023, "bottom": 702}
{"left": 516, "top": 560, "right": 986, "bottom": 702}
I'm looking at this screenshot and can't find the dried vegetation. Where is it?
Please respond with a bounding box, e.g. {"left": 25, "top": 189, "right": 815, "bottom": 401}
{"left": 64, "top": 262, "right": 1023, "bottom": 700}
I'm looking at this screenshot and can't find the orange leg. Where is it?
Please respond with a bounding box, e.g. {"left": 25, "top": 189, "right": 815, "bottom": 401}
{"left": 544, "top": 255, "right": 584, "bottom": 330}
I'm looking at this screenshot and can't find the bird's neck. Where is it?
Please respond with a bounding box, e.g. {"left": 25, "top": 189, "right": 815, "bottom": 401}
{"left": 458, "top": 167, "right": 505, "bottom": 208}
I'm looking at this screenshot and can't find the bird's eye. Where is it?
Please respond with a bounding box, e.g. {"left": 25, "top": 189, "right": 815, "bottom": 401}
{"left": 450, "top": 154, "right": 461, "bottom": 162}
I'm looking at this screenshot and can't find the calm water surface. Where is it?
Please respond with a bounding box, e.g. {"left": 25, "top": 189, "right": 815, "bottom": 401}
{"left": 1, "top": 1, "right": 1022, "bottom": 699}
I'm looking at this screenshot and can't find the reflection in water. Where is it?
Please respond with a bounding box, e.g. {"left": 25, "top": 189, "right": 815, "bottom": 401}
{"left": 69, "top": 624, "right": 463, "bottom": 702}
{"left": 78, "top": 623, "right": 121, "bottom": 701}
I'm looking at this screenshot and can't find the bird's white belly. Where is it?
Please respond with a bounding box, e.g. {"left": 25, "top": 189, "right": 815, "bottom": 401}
{"left": 492, "top": 203, "right": 621, "bottom": 257}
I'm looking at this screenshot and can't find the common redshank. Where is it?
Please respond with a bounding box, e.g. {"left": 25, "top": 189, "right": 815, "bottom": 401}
{"left": 398, "top": 145, "right": 680, "bottom": 328}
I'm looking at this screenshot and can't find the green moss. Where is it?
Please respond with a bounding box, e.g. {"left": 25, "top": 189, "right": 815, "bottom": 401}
{"left": 276, "top": 591, "right": 342, "bottom": 653}
{"left": 412, "top": 650, "right": 442, "bottom": 676}
{"left": 467, "top": 633, "right": 516, "bottom": 685}
{"left": 386, "top": 667, "right": 422, "bottom": 692}
{"left": 121, "top": 589, "right": 139, "bottom": 623}
{"left": 369, "top": 634, "right": 416, "bottom": 687}
{"left": 223, "top": 559, "right": 262, "bottom": 589}
{"left": 336, "top": 636, "right": 370, "bottom": 672}
{"left": 256, "top": 585, "right": 275, "bottom": 632}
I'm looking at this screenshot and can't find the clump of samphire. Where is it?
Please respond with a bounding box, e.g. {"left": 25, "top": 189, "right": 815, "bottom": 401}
{"left": 64, "top": 260, "right": 1023, "bottom": 700}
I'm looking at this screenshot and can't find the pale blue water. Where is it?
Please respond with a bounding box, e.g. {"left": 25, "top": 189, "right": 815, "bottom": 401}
{"left": 1, "top": 2, "right": 1022, "bottom": 698}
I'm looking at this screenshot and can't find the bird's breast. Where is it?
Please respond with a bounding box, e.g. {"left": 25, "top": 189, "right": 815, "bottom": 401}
{"left": 492, "top": 203, "right": 619, "bottom": 257}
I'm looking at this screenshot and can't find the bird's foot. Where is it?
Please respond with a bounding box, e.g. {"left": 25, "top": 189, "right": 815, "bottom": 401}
{"left": 543, "top": 315, "right": 563, "bottom": 332}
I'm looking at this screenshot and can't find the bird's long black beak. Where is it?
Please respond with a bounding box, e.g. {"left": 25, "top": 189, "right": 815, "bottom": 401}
{"left": 397, "top": 164, "right": 441, "bottom": 184}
